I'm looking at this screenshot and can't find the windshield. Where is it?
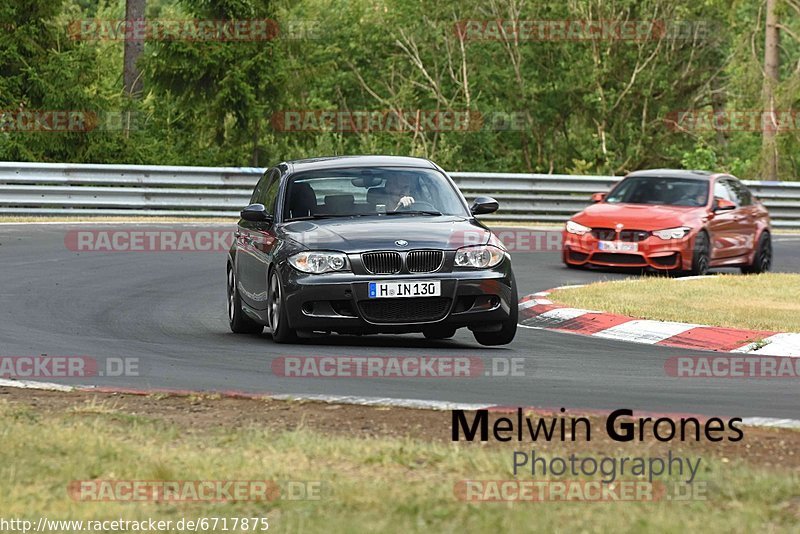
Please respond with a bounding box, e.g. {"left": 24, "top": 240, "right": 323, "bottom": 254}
{"left": 283, "top": 167, "right": 469, "bottom": 220}
{"left": 605, "top": 176, "right": 710, "bottom": 207}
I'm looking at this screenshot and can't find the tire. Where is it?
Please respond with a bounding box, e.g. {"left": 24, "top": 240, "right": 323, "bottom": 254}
{"left": 689, "top": 231, "right": 710, "bottom": 276}
{"left": 423, "top": 326, "right": 457, "bottom": 340}
{"left": 473, "top": 277, "right": 518, "bottom": 346}
{"left": 741, "top": 232, "right": 772, "bottom": 274}
{"left": 227, "top": 264, "right": 263, "bottom": 334}
{"left": 267, "top": 269, "right": 298, "bottom": 344}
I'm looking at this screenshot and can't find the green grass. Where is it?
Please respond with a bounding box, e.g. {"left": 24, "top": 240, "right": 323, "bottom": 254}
{"left": 1, "top": 400, "right": 798, "bottom": 533}
{"left": 550, "top": 273, "right": 800, "bottom": 332}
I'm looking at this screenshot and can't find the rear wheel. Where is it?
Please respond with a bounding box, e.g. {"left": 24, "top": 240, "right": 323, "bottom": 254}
{"left": 473, "top": 277, "right": 518, "bottom": 346}
{"left": 227, "top": 265, "right": 263, "bottom": 334}
{"left": 689, "top": 231, "right": 710, "bottom": 276}
{"left": 267, "top": 269, "right": 298, "bottom": 344}
{"left": 741, "top": 232, "right": 772, "bottom": 274}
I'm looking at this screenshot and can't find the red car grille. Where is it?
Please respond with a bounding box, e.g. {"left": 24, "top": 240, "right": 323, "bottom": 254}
{"left": 591, "top": 228, "right": 649, "bottom": 242}
{"left": 618, "top": 230, "right": 650, "bottom": 242}
{"left": 591, "top": 228, "right": 617, "bottom": 240}
{"left": 592, "top": 253, "right": 646, "bottom": 265}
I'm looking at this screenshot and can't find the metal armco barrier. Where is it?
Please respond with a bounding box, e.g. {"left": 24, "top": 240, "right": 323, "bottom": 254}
{"left": 0, "top": 162, "right": 798, "bottom": 227}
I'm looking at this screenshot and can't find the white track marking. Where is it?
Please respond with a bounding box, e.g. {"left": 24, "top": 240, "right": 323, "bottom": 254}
{"left": 2, "top": 379, "right": 800, "bottom": 428}
{"left": 740, "top": 417, "right": 800, "bottom": 429}
{"left": 535, "top": 308, "right": 595, "bottom": 322}
{"left": 270, "top": 394, "right": 489, "bottom": 411}
{"left": 743, "top": 333, "right": 800, "bottom": 357}
{"left": 593, "top": 320, "right": 701, "bottom": 344}
{"left": 0, "top": 378, "right": 75, "bottom": 391}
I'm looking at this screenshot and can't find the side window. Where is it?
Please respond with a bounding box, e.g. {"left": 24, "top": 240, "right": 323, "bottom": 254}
{"left": 713, "top": 180, "right": 734, "bottom": 203}
{"left": 250, "top": 169, "right": 280, "bottom": 215}
{"left": 261, "top": 173, "right": 280, "bottom": 214}
{"left": 250, "top": 170, "right": 272, "bottom": 204}
{"left": 728, "top": 179, "right": 752, "bottom": 206}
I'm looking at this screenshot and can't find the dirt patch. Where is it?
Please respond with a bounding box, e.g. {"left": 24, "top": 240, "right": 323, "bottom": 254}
{"left": 1, "top": 386, "right": 797, "bottom": 471}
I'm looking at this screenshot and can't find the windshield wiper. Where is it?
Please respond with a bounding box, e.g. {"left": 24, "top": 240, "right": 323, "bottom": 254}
{"left": 385, "top": 210, "right": 442, "bottom": 216}
{"left": 289, "top": 213, "right": 373, "bottom": 221}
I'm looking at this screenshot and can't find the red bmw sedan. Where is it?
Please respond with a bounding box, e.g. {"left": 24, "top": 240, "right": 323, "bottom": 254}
{"left": 562, "top": 169, "right": 772, "bottom": 275}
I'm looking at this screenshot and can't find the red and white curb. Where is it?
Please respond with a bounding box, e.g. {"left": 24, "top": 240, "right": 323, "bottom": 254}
{"left": 2, "top": 378, "right": 799, "bottom": 429}
{"left": 519, "top": 285, "right": 800, "bottom": 357}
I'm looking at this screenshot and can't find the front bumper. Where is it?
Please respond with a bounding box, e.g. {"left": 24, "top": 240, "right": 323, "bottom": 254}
{"left": 280, "top": 261, "right": 515, "bottom": 334}
{"left": 562, "top": 231, "right": 694, "bottom": 270}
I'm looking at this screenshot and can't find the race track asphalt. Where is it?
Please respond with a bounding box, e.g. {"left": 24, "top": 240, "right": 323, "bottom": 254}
{"left": 1, "top": 224, "right": 798, "bottom": 419}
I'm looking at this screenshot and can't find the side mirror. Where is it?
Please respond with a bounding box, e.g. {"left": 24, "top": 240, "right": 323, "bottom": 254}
{"left": 590, "top": 192, "right": 607, "bottom": 203}
{"left": 713, "top": 198, "right": 736, "bottom": 212}
{"left": 470, "top": 196, "right": 500, "bottom": 215}
{"left": 241, "top": 203, "right": 274, "bottom": 223}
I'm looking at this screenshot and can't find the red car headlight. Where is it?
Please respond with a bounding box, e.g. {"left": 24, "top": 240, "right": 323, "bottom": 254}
{"left": 653, "top": 227, "right": 691, "bottom": 240}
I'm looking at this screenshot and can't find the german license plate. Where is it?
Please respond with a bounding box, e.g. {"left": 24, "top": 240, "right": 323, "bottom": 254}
{"left": 368, "top": 281, "right": 441, "bottom": 298}
{"left": 598, "top": 241, "right": 638, "bottom": 252}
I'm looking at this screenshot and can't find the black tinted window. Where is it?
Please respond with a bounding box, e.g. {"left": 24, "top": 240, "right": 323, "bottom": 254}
{"left": 727, "top": 179, "right": 752, "bottom": 206}
{"left": 259, "top": 170, "right": 281, "bottom": 214}
{"left": 606, "top": 176, "right": 709, "bottom": 207}
{"left": 249, "top": 169, "right": 280, "bottom": 214}
{"left": 250, "top": 171, "right": 272, "bottom": 204}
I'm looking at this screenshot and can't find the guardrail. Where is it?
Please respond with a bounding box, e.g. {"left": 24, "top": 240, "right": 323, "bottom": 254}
{"left": 1, "top": 162, "right": 798, "bottom": 227}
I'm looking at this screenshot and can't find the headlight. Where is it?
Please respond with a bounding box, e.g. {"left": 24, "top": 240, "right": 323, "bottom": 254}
{"left": 653, "top": 227, "right": 691, "bottom": 240}
{"left": 565, "top": 220, "right": 591, "bottom": 235}
{"left": 454, "top": 245, "right": 505, "bottom": 268}
{"left": 288, "top": 251, "right": 349, "bottom": 274}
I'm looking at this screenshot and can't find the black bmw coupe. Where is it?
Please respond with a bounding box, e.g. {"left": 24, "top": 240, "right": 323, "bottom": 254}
{"left": 226, "top": 155, "right": 517, "bottom": 345}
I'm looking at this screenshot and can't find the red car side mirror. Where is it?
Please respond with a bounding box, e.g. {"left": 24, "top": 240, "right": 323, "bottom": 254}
{"left": 713, "top": 198, "right": 736, "bottom": 212}
{"left": 590, "top": 192, "right": 606, "bottom": 203}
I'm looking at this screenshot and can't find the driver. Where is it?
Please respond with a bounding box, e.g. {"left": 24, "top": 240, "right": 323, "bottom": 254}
{"left": 381, "top": 174, "right": 416, "bottom": 211}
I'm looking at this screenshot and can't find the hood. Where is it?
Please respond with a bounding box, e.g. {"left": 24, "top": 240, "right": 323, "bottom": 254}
{"left": 278, "top": 216, "right": 492, "bottom": 252}
{"left": 573, "top": 202, "right": 705, "bottom": 230}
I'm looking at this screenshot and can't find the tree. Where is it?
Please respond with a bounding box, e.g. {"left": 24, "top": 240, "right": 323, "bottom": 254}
{"left": 123, "top": 0, "right": 146, "bottom": 96}
{"left": 762, "top": 0, "right": 780, "bottom": 180}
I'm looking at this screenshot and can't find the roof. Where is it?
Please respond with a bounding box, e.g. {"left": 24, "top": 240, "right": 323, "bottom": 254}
{"left": 625, "top": 168, "right": 719, "bottom": 180}
{"left": 283, "top": 155, "right": 439, "bottom": 173}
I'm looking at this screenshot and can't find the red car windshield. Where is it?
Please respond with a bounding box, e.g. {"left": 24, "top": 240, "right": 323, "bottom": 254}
{"left": 606, "top": 177, "right": 709, "bottom": 207}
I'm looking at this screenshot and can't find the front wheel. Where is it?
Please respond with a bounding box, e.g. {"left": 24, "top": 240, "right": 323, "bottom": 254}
{"left": 688, "top": 231, "right": 710, "bottom": 276}
{"left": 473, "top": 278, "right": 518, "bottom": 346}
{"left": 227, "top": 265, "right": 263, "bottom": 334}
{"left": 741, "top": 232, "right": 772, "bottom": 274}
{"left": 267, "top": 269, "right": 298, "bottom": 344}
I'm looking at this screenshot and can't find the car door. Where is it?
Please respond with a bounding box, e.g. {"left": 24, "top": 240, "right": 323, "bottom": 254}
{"left": 726, "top": 177, "right": 759, "bottom": 252}
{"left": 707, "top": 178, "right": 740, "bottom": 260}
{"left": 237, "top": 169, "right": 281, "bottom": 310}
